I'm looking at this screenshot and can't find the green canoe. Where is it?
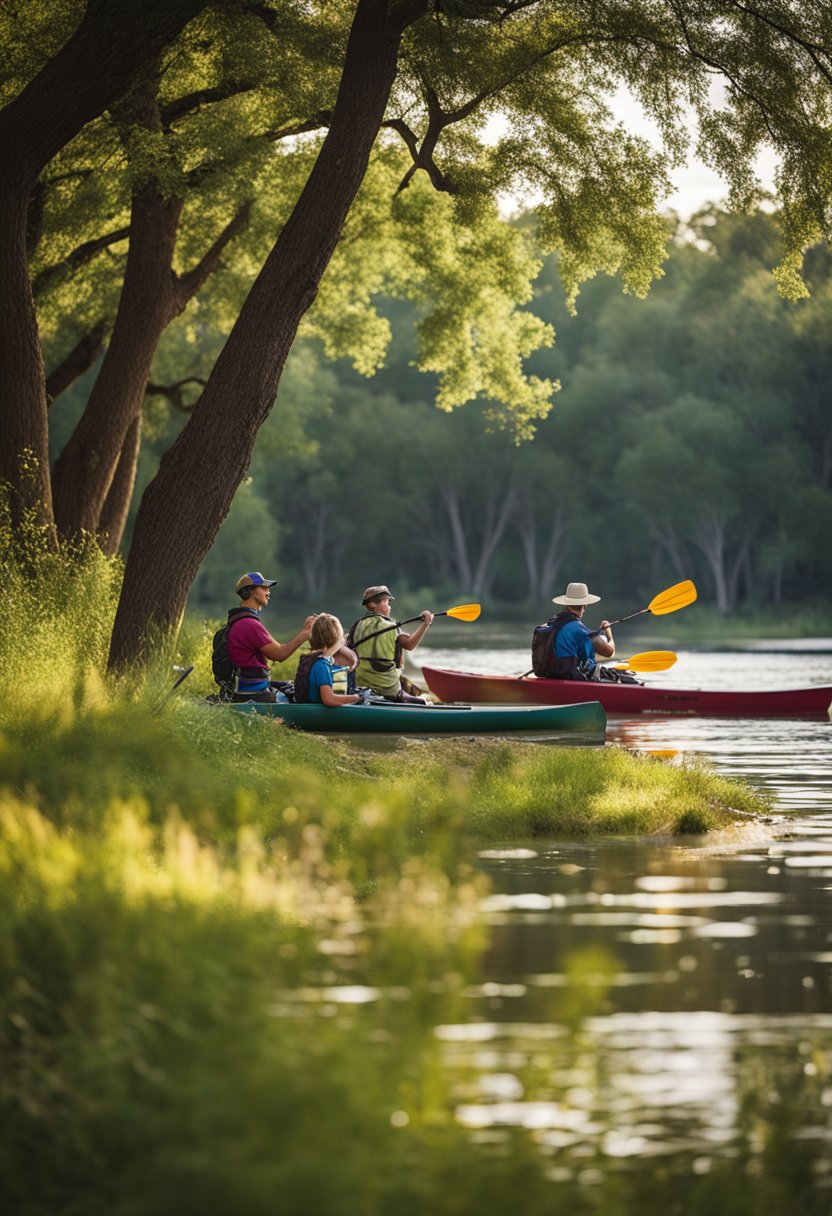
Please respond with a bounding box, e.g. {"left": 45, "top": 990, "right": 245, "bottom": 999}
{"left": 228, "top": 699, "right": 606, "bottom": 737}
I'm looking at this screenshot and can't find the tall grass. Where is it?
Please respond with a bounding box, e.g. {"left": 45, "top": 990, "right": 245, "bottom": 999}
{"left": 0, "top": 512, "right": 780, "bottom": 1213}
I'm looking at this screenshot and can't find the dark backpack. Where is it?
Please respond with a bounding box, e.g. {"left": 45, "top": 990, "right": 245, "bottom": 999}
{"left": 292, "top": 652, "right": 321, "bottom": 704}
{"left": 530, "top": 610, "right": 589, "bottom": 681}
{"left": 211, "top": 608, "right": 261, "bottom": 696}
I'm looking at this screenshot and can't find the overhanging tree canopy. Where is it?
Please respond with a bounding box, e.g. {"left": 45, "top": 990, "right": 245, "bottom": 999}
{"left": 1, "top": 1, "right": 830, "bottom": 665}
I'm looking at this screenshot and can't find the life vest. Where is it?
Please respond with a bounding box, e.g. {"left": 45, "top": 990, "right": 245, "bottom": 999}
{"left": 211, "top": 607, "right": 266, "bottom": 696}
{"left": 293, "top": 652, "right": 322, "bottom": 703}
{"left": 347, "top": 614, "right": 401, "bottom": 673}
{"left": 530, "top": 610, "right": 592, "bottom": 681}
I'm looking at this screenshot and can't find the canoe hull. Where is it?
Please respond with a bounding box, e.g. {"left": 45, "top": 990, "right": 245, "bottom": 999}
{"left": 421, "top": 666, "right": 832, "bottom": 720}
{"left": 229, "top": 699, "right": 606, "bottom": 736}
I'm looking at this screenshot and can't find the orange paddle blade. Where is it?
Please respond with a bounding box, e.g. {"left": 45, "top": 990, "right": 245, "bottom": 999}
{"left": 614, "top": 650, "right": 677, "bottom": 673}
{"left": 445, "top": 604, "right": 481, "bottom": 621}
{"left": 647, "top": 580, "right": 697, "bottom": 616}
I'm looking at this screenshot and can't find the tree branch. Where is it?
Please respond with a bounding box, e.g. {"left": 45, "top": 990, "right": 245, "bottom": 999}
{"left": 260, "top": 111, "right": 333, "bottom": 142}
{"left": 727, "top": 2, "right": 832, "bottom": 86}
{"left": 45, "top": 321, "right": 107, "bottom": 406}
{"left": 175, "top": 199, "right": 253, "bottom": 303}
{"left": 160, "top": 85, "right": 258, "bottom": 127}
{"left": 389, "top": 29, "right": 639, "bottom": 195}
{"left": 33, "top": 226, "right": 131, "bottom": 297}
{"left": 145, "top": 377, "right": 206, "bottom": 412}
{"left": 669, "top": 2, "right": 783, "bottom": 145}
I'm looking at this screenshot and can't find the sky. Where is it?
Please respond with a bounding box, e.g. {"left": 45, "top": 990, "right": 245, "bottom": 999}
{"left": 490, "top": 85, "right": 779, "bottom": 222}
{"left": 610, "top": 86, "right": 779, "bottom": 219}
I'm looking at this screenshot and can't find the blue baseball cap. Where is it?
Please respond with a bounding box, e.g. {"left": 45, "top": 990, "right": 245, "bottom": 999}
{"left": 236, "top": 571, "right": 278, "bottom": 593}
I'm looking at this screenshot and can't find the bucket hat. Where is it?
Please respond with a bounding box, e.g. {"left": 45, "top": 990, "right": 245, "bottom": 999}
{"left": 552, "top": 581, "right": 600, "bottom": 606}
{"left": 362, "top": 584, "right": 394, "bottom": 605}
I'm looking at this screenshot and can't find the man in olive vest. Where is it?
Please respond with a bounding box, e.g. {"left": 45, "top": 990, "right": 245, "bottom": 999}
{"left": 349, "top": 586, "right": 433, "bottom": 702}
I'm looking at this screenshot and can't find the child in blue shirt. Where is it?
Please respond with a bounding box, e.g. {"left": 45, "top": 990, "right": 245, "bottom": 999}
{"left": 305, "top": 614, "right": 364, "bottom": 706}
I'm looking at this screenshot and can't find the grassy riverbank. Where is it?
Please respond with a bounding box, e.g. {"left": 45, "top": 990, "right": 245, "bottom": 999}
{"left": 1, "top": 529, "right": 782, "bottom": 1214}
{"left": 0, "top": 517, "right": 769, "bottom": 859}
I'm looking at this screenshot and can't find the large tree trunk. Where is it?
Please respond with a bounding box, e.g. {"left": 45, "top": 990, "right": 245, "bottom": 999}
{"left": 51, "top": 73, "right": 251, "bottom": 549}
{"left": 89, "top": 196, "right": 251, "bottom": 554}
{"left": 98, "top": 414, "right": 143, "bottom": 558}
{"left": 0, "top": 0, "right": 208, "bottom": 532}
{"left": 51, "top": 185, "right": 184, "bottom": 539}
{"left": 0, "top": 190, "right": 53, "bottom": 533}
{"left": 110, "top": 0, "right": 426, "bottom": 667}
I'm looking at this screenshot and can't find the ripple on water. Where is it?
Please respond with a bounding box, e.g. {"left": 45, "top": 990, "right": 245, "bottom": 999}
{"left": 416, "top": 639, "right": 832, "bottom": 1183}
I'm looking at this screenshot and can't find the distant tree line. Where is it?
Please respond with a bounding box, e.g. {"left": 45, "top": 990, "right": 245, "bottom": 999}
{"left": 59, "top": 206, "right": 824, "bottom": 619}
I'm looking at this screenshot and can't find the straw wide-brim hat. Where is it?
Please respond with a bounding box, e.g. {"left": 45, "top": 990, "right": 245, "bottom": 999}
{"left": 552, "top": 582, "right": 600, "bottom": 606}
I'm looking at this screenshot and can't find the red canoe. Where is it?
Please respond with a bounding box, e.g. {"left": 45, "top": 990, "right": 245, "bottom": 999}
{"left": 421, "top": 666, "right": 832, "bottom": 719}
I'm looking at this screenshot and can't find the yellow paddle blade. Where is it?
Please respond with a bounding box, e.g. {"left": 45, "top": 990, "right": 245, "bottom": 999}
{"left": 647, "top": 580, "right": 697, "bottom": 616}
{"left": 445, "top": 603, "right": 481, "bottom": 621}
{"left": 615, "top": 650, "right": 677, "bottom": 673}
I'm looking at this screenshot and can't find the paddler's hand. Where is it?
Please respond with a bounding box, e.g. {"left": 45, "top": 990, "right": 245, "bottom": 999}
{"left": 420, "top": 611, "right": 434, "bottom": 625}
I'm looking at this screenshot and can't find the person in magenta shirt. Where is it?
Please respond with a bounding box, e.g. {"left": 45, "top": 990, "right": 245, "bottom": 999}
{"left": 225, "top": 572, "right": 356, "bottom": 703}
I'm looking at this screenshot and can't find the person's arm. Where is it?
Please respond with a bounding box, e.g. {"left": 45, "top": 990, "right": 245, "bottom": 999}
{"left": 319, "top": 683, "right": 364, "bottom": 707}
{"left": 399, "top": 611, "right": 434, "bottom": 652}
{"left": 260, "top": 615, "right": 315, "bottom": 663}
{"left": 333, "top": 644, "right": 358, "bottom": 670}
{"left": 592, "top": 619, "right": 615, "bottom": 659}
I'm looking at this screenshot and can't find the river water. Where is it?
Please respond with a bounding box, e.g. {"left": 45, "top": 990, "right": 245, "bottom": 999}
{"left": 402, "top": 635, "right": 832, "bottom": 1203}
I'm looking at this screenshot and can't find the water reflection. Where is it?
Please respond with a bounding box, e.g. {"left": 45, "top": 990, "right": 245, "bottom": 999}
{"left": 291, "top": 639, "right": 832, "bottom": 1206}
{"left": 271, "top": 814, "right": 832, "bottom": 1206}
{"left": 439, "top": 823, "right": 832, "bottom": 1199}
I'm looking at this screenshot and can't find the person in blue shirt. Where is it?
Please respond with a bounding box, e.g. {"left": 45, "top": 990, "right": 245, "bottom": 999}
{"left": 551, "top": 582, "right": 615, "bottom": 678}
{"left": 303, "top": 614, "right": 365, "bottom": 706}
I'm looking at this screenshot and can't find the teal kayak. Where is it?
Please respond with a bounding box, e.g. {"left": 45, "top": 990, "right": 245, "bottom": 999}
{"left": 228, "top": 699, "right": 606, "bottom": 737}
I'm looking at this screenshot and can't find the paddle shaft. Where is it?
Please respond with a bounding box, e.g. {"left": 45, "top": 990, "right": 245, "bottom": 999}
{"left": 152, "top": 665, "right": 194, "bottom": 715}
{"left": 588, "top": 606, "right": 648, "bottom": 638}
{"left": 350, "top": 611, "right": 447, "bottom": 650}
{"left": 589, "top": 580, "right": 696, "bottom": 637}
{"left": 520, "top": 647, "right": 675, "bottom": 679}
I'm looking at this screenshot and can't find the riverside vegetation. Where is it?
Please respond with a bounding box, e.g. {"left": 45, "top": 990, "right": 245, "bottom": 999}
{"left": 0, "top": 524, "right": 774, "bottom": 1214}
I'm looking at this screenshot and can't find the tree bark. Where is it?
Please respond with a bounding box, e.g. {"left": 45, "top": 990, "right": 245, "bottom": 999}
{"left": 0, "top": 190, "right": 53, "bottom": 533}
{"left": 0, "top": 0, "right": 208, "bottom": 531}
{"left": 98, "top": 414, "right": 143, "bottom": 558}
{"left": 46, "top": 322, "right": 107, "bottom": 405}
{"left": 50, "top": 71, "right": 251, "bottom": 549}
{"left": 51, "top": 184, "right": 184, "bottom": 539}
{"left": 81, "top": 190, "right": 250, "bottom": 554}
{"left": 110, "top": 0, "right": 427, "bottom": 667}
